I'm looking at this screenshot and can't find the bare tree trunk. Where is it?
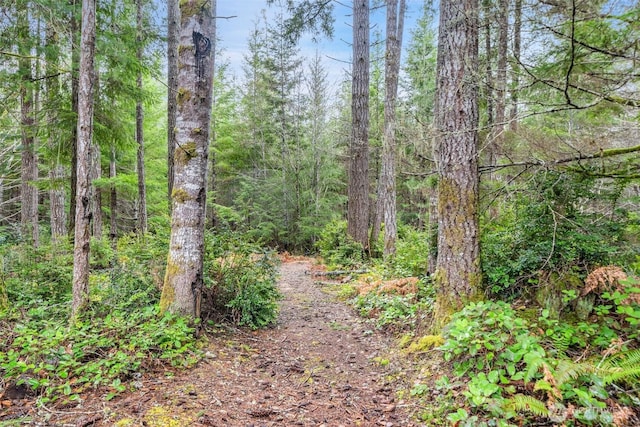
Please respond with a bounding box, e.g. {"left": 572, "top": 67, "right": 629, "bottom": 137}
{"left": 161, "top": 0, "right": 215, "bottom": 318}
{"left": 109, "top": 143, "right": 117, "bottom": 241}
{"left": 492, "top": 0, "right": 508, "bottom": 157}
{"left": 136, "top": 0, "right": 148, "bottom": 235}
{"left": 18, "top": 5, "right": 39, "bottom": 247}
{"left": 90, "top": 126, "right": 102, "bottom": 240}
{"left": 167, "top": 0, "right": 179, "bottom": 214}
{"left": 348, "top": 0, "right": 370, "bottom": 251}
{"left": 69, "top": 0, "right": 80, "bottom": 235}
{"left": 483, "top": 0, "right": 494, "bottom": 130}
{"left": 72, "top": 0, "right": 96, "bottom": 318}
{"left": 206, "top": 0, "right": 218, "bottom": 229}
{"left": 46, "top": 23, "right": 67, "bottom": 242}
{"left": 433, "top": 0, "right": 481, "bottom": 323}
{"left": 510, "top": 0, "right": 522, "bottom": 131}
{"left": 72, "top": 0, "right": 96, "bottom": 311}
{"left": 377, "top": 0, "right": 405, "bottom": 258}
{"left": 427, "top": 187, "right": 438, "bottom": 274}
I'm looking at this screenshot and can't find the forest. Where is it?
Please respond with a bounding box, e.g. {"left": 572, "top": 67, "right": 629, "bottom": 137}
{"left": 1, "top": 0, "right": 639, "bottom": 425}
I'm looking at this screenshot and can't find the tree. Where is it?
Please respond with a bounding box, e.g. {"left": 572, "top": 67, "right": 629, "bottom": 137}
{"left": 136, "top": 0, "right": 147, "bottom": 234}
{"left": 509, "top": 0, "right": 522, "bottom": 131}
{"left": 18, "top": 2, "right": 39, "bottom": 247}
{"left": 71, "top": 0, "right": 97, "bottom": 318}
{"left": 348, "top": 0, "right": 371, "bottom": 250}
{"left": 433, "top": 0, "right": 481, "bottom": 321}
{"left": 45, "top": 16, "right": 67, "bottom": 243}
{"left": 166, "top": 0, "right": 178, "bottom": 214}
{"left": 69, "top": 0, "right": 80, "bottom": 235}
{"left": 160, "top": 0, "right": 216, "bottom": 318}
{"left": 376, "top": 0, "right": 406, "bottom": 257}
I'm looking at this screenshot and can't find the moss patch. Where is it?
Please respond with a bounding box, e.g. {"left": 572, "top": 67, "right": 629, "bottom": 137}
{"left": 177, "top": 88, "right": 192, "bottom": 107}
{"left": 404, "top": 335, "right": 445, "bottom": 354}
{"left": 179, "top": 0, "right": 207, "bottom": 23}
{"left": 171, "top": 187, "right": 191, "bottom": 204}
{"left": 174, "top": 141, "right": 197, "bottom": 166}
{"left": 160, "top": 259, "right": 182, "bottom": 313}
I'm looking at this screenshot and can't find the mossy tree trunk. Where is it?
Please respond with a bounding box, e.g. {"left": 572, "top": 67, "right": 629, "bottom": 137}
{"left": 161, "top": 0, "right": 215, "bottom": 318}
{"left": 433, "top": 0, "right": 481, "bottom": 324}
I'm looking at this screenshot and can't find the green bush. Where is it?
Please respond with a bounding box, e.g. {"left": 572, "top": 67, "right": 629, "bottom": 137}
{"left": 388, "top": 225, "right": 431, "bottom": 276}
{"left": 316, "top": 220, "right": 365, "bottom": 268}
{"left": 351, "top": 277, "right": 434, "bottom": 329}
{"left": 202, "top": 231, "right": 281, "bottom": 329}
{"left": 482, "top": 170, "right": 633, "bottom": 298}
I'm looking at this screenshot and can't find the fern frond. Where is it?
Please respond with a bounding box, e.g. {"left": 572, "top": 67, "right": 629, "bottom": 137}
{"left": 601, "top": 349, "right": 640, "bottom": 370}
{"left": 553, "top": 359, "right": 595, "bottom": 387}
{"left": 504, "top": 394, "right": 550, "bottom": 417}
{"left": 599, "top": 350, "right": 640, "bottom": 384}
{"left": 599, "top": 349, "right": 640, "bottom": 386}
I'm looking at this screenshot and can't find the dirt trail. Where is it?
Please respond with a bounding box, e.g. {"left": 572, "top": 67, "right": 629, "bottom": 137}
{"left": 49, "top": 260, "right": 420, "bottom": 426}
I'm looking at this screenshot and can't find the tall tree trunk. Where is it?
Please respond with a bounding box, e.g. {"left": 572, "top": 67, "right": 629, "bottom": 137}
{"left": 136, "top": 0, "right": 148, "bottom": 235}
{"left": 206, "top": 0, "right": 218, "bottom": 229}
{"left": 348, "top": 0, "right": 370, "bottom": 250}
{"left": 427, "top": 186, "right": 438, "bottom": 274}
{"left": 161, "top": 0, "right": 215, "bottom": 318}
{"left": 71, "top": 0, "right": 96, "bottom": 319}
{"left": 377, "top": 0, "right": 405, "bottom": 258}
{"left": 483, "top": 0, "right": 494, "bottom": 131}
{"left": 433, "top": 0, "right": 481, "bottom": 323}
{"left": 166, "top": 0, "right": 179, "bottom": 214}
{"left": 18, "top": 5, "right": 39, "bottom": 247}
{"left": 109, "top": 143, "right": 117, "bottom": 241}
{"left": 510, "top": 0, "right": 522, "bottom": 131}
{"left": 69, "top": 0, "right": 80, "bottom": 235}
{"left": 90, "top": 101, "right": 102, "bottom": 241}
{"left": 492, "top": 0, "right": 508, "bottom": 161}
{"left": 46, "top": 22, "right": 67, "bottom": 242}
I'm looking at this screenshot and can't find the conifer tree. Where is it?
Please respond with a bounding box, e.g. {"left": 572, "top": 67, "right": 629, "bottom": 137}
{"left": 161, "top": 0, "right": 216, "bottom": 318}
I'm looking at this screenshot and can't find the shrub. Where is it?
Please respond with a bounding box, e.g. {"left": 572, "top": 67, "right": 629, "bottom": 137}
{"left": 316, "top": 220, "right": 365, "bottom": 268}
{"left": 202, "top": 231, "right": 281, "bottom": 329}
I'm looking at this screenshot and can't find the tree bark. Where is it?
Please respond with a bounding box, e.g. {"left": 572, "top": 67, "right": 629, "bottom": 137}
{"left": 109, "top": 143, "right": 117, "bottom": 241}
{"left": 482, "top": 0, "right": 494, "bottom": 130}
{"left": 377, "top": 0, "right": 405, "bottom": 258}
{"left": 206, "top": 0, "right": 217, "bottom": 229}
{"left": 46, "top": 22, "right": 67, "bottom": 242}
{"left": 136, "top": 0, "right": 148, "bottom": 235}
{"left": 161, "top": 0, "right": 215, "bottom": 318}
{"left": 433, "top": 0, "right": 481, "bottom": 323}
{"left": 90, "top": 133, "right": 102, "bottom": 240}
{"left": 509, "top": 0, "right": 522, "bottom": 131}
{"left": 492, "top": 0, "right": 508, "bottom": 157}
{"left": 167, "top": 0, "right": 179, "bottom": 214}
{"left": 72, "top": 0, "right": 96, "bottom": 319}
{"left": 18, "top": 5, "right": 39, "bottom": 247}
{"left": 69, "top": 0, "right": 80, "bottom": 235}
{"left": 347, "top": 0, "right": 370, "bottom": 250}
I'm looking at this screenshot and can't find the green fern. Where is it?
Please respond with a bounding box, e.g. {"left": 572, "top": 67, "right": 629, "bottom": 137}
{"left": 553, "top": 359, "right": 595, "bottom": 387}
{"left": 504, "top": 394, "right": 550, "bottom": 417}
{"left": 599, "top": 349, "right": 640, "bottom": 385}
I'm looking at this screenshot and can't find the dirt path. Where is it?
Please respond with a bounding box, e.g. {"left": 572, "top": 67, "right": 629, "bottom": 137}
{"left": 55, "top": 260, "right": 420, "bottom": 426}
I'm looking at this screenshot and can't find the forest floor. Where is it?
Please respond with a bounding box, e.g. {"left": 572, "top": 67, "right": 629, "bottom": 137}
{"left": 6, "top": 258, "right": 423, "bottom": 426}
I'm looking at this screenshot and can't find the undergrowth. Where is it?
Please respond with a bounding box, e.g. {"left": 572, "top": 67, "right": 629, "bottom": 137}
{"left": 0, "top": 229, "right": 281, "bottom": 406}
